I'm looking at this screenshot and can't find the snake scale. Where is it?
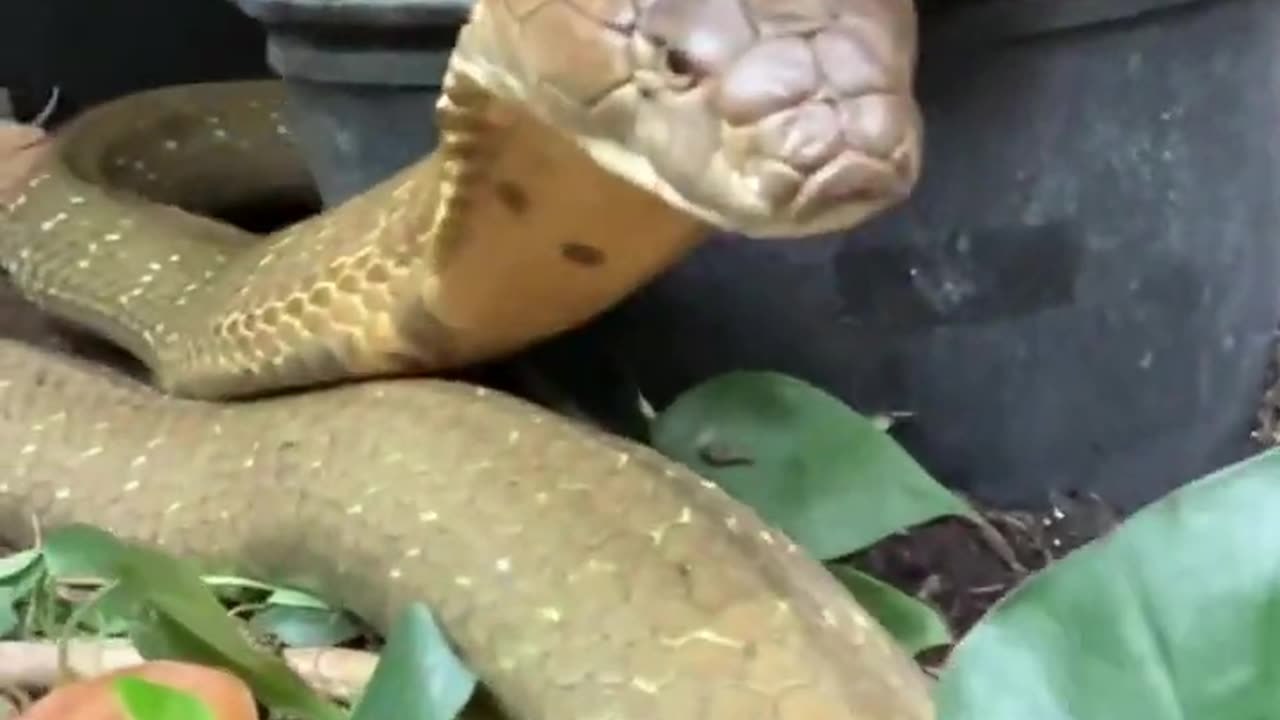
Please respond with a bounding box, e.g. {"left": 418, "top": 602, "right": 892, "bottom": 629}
{"left": 0, "top": 0, "right": 931, "bottom": 717}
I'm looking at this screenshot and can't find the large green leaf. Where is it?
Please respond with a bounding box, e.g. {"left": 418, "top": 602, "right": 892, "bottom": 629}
{"left": 935, "top": 447, "right": 1280, "bottom": 719}
{"left": 650, "top": 371, "right": 974, "bottom": 560}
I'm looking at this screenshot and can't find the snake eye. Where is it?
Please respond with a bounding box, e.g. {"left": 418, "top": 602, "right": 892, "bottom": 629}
{"left": 663, "top": 47, "right": 695, "bottom": 76}
{"left": 657, "top": 44, "right": 703, "bottom": 91}
{"left": 636, "top": 31, "right": 701, "bottom": 90}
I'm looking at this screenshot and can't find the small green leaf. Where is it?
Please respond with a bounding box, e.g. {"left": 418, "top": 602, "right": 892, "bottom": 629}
{"left": 41, "top": 525, "right": 344, "bottom": 720}
{"left": 265, "top": 588, "right": 332, "bottom": 610}
{"left": 8, "top": 557, "right": 46, "bottom": 599}
{"left": 41, "top": 525, "right": 131, "bottom": 579}
{"left": 935, "top": 447, "right": 1280, "bottom": 719}
{"left": 74, "top": 587, "right": 137, "bottom": 637}
{"left": 200, "top": 577, "right": 331, "bottom": 610}
{"left": 827, "top": 564, "right": 952, "bottom": 655}
{"left": 198, "top": 575, "right": 275, "bottom": 605}
{"left": 200, "top": 575, "right": 278, "bottom": 593}
{"left": 41, "top": 526, "right": 146, "bottom": 634}
{"left": 0, "top": 549, "right": 40, "bottom": 582}
{"left": 0, "top": 556, "right": 47, "bottom": 639}
{"left": 251, "top": 606, "right": 362, "bottom": 647}
{"left": 0, "top": 587, "right": 19, "bottom": 638}
{"left": 21, "top": 571, "right": 62, "bottom": 640}
{"left": 112, "top": 675, "right": 217, "bottom": 720}
{"left": 651, "top": 371, "right": 974, "bottom": 560}
{"left": 350, "top": 604, "right": 476, "bottom": 720}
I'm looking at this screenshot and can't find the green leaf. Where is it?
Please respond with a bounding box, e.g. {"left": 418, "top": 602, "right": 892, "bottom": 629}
{"left": 0, "top": 587, "right": 19, "bottom": 638}
{"left": 112, "top": 675, "right": 217, "bottom": 720}
{"left": 0, "top": 556, "right": 47, "bottom": 639}
{"left": 40, "top": 526, "right": 147, "bottom": 634}
{"left": 251, "top": 606, "right": 362, "bottom": 648}
{"left": 21, "top": 570, "right": 63, "bottom": 640}
{"left": 198, "top": 575, "right": 275, "bottom": 606}
{"left": 200, "top": 575, "right": 279, "bottom": 593}
{"left": 41, "top": 524, "right": 133, "bottom": 579}
{"left": 0, "top": 549, "right": 40, "bottom": 582}
{"left": 650, "top": 371, "right": 974, "bottom": 560}
{"left": 200, "top": 576, "right": 331, "bottom": 610}
{"left": 8, "top": 556, "right": 47, "bottom": 599}
{"left": 74, "top": 587, "right": 137, "bottom": 636}
{"left": 350, "top": 604, "right": 476, "bottom": 720}
{"left": 934, "top": 447, "right": 1280, "bottom": 719}
{"left": 41, "top": 525, "right": 344, "bottom": 720}
{"left": 827, "top": 564, "right": 952, "bottom": 655}
{"left": 265, "top": 588, "right": 332, "bottom": 610}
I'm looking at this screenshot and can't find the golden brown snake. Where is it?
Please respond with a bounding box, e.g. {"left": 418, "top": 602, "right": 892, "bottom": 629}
{"left": 0, "top": 0, "right": 932, "bottom": 717}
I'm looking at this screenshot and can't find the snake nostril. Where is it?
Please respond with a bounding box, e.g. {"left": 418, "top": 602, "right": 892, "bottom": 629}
{"left": 663, "top": 46, "right": 696, "bottom": 77}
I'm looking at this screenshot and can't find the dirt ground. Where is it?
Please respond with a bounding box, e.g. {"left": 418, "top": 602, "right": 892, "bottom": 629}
{"left": 853, "top": 490, "right": 1121, "bottom": 664}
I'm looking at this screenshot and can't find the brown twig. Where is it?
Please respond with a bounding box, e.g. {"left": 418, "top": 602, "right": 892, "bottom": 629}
{"left": 0, "top": 639, "right": 376, "bottom": 703}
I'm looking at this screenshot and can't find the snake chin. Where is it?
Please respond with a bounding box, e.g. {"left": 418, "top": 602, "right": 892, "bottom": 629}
{"left": 572, "top": 123, "right": 921, "bottom": 240}
{"left": 556, "top": 79, "right": 923, "bottom": 239}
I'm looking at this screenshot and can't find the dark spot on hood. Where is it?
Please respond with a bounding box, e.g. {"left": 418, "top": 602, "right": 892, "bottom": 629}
{"left": 561, "top": 242, "right": 606, "bottom": 266}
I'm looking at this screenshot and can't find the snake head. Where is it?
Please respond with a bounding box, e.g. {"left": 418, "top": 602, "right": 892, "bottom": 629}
{"left": 453, "top": 0, "right": 922, "bottom": 238}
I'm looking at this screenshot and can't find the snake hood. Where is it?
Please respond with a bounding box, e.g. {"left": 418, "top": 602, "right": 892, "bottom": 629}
{"left": 449, "top": 0, "right": 922, "bottom": 238}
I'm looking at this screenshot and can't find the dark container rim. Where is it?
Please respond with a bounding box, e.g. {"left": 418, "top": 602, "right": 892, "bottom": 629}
{"left": 922, "top": 0, "right": 1231, "bottom": 51}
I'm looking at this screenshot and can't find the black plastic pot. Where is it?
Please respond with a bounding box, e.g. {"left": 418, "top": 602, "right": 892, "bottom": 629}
{"left": 228, "top": 0, "right": 463, "bottom": 205}
{"left": 614, "top": 0, "right": 1280, "bottom": 511}
{"left": 231, "top": 0, "right": 1279, "bottom": 513}
{"left": 0, "top": 0, "right": 271, "bottom": 124}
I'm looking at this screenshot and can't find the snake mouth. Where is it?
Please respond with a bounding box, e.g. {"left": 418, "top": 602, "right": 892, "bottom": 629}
{"left": 578, "top": 88, "right": 922, "bottom": 240}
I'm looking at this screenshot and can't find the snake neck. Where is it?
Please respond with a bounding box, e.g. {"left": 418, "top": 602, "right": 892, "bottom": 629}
{"left": 163, "top": 68, "right": 708, "bottom": 396}
{"left": 411, "top": 68, "right": 709, "bottom": 359}
{"left": 0, "top": 76, "right": 708, "bottom": 399}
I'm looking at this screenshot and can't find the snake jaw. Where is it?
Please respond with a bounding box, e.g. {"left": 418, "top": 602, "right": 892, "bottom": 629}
{"left": 594, "top": 90, "right": 921, "bottom": 239}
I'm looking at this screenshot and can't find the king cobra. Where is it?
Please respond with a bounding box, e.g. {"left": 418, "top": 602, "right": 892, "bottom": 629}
{"left": 0, "top": 0, "right": 932, "bottom": 717}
